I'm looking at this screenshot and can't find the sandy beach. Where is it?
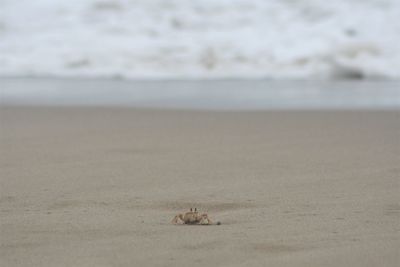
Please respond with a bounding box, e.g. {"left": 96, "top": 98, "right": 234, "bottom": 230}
{"left": 0, "top": 107, "right": 399, "bottom": 266}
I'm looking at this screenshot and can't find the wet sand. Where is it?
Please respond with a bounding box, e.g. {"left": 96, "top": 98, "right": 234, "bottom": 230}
{"left": 0, "top": 107, "right": 399, "bottom": 266}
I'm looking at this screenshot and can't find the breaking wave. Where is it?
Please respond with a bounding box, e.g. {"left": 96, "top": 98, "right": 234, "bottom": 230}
{"left": 0, "top": 0, "right": 399, "bottom": 79}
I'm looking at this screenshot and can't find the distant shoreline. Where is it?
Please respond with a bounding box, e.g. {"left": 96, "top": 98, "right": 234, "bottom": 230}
{"left": 1, "top": 78, "right": 399, "bottom": 110}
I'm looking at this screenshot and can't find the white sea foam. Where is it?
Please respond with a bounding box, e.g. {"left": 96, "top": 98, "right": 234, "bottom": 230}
{"left": 0, "top": 0, "right": 399, "bottom": 79}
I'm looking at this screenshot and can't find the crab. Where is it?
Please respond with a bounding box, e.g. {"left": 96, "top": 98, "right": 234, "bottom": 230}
{"left": 171, "top": 208, "right": 220, "bottom": 225}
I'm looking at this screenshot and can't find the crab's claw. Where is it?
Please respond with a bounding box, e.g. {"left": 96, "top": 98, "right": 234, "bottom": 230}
{"left": 171, "top": 214, "right": 184, "bottom": 224}
{"left": 199, "top": 214, "right": 212, "bottom": 225}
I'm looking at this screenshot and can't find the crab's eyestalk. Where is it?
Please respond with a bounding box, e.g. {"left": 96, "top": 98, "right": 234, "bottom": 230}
{"left": 190, "top": 208, "right": 192, "bottom": 212}
{"left": 194, "top": 208, "right": 197, "bottom": 212}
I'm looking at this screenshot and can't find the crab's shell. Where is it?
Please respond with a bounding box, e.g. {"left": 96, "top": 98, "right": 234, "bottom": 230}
{"left": 183, "top": 212, "right": 198, "bottom": 224}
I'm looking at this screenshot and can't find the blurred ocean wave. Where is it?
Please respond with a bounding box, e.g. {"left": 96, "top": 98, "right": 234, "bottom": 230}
{"left": 0, "top": 0, "right": 399, "bottom": 79}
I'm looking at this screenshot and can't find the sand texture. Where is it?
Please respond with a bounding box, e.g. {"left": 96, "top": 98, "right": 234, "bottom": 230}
{"left": 0, "top": 107, "right": 399, "bottom": 266}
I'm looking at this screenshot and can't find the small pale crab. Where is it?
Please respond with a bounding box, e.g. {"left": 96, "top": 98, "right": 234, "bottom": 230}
{"left": 171, "top": 208, "right": 221, "bottom": 225}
